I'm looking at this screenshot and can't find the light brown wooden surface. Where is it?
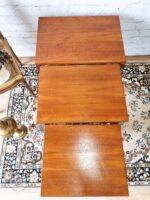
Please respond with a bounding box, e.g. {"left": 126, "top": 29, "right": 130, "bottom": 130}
{"left": 37, "top": 64, "right": 128, "bottom": 124}
{"left": 36, "top": 16, "right": 125, "bottom": 65}
{"left": 41, "top": 125, "right": 128, "bottom": 197}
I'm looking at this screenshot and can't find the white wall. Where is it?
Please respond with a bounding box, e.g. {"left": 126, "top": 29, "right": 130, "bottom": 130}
{"left": 0, "top": 0, "right": 150, "bottom": 57}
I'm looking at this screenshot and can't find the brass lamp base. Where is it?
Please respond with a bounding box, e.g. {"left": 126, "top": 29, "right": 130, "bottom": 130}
{"left": 13, "top": 124, "right": 28, "bottom": 139}
{"left": 0, "top": 117, "right": 28, "bottom": 139}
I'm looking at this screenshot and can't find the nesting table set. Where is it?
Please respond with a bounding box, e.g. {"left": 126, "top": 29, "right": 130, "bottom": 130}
{"left": 36, "top": 16, "right": 129, "bottom": 197}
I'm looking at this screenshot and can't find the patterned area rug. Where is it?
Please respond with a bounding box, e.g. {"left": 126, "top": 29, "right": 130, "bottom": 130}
{"left": 122, "top": 64, "right": 150, "bottom": 185}
{"left": 0, "top": 63, "right": 149, "bottom": 188}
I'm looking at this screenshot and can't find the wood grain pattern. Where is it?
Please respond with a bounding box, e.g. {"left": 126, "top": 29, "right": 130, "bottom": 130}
{"left": 37, "top": 64, "right": 128, "bottom": 123}
{"left": 41, "top": 125, "right": 128, "bottom": 196}
{"left": 35, "top": 16, "right": 125, "bottom": 65}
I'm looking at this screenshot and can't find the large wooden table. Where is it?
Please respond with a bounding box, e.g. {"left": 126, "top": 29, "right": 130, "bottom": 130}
{"left": 36, "top": 16, "right": 129, "bottom": 197}
{"left": 41, "top": 125, "right": 128, "bottom": 196}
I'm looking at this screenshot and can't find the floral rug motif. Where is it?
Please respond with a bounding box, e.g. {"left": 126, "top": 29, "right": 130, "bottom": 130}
{"left": 0, "top": 63, "right": 149, "bottom": 188}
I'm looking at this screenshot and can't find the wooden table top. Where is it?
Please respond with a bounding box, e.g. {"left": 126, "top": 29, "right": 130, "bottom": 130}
{"left": 41, "top": 125, "right": 128, "bottom": 196}
{"left": 37, "top": 64, "right": 128, "bottom": 124}
{"left": 36, "top": 16, "right": 125, "bottom": 65}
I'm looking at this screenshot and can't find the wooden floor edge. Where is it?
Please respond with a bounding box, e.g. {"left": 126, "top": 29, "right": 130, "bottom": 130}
{"left": 19, "top": 56, "right": 35, "bottom": 64}
{"left": 19, "top": 56, "right": 150, "bottom": 64}
{"left": 126, "top": 55, "right": 150, "bottom": 62}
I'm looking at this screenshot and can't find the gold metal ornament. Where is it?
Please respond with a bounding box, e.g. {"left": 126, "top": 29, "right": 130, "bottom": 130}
{"left": 0, "top": 117, "right": 28, "bottom": 139}
{"left": 13, "top": 124, "right": 28, "bottom": 139}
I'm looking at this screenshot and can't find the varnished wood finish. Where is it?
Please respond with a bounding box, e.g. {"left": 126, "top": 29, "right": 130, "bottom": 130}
{"left": 37, "top": 64, "right": 128, "bottom": 123}
{"left": 36, "top": 16, "right": 125, "bottom": 65}
{"left": 41, "top": 125, "right": 128, "bottom": 196}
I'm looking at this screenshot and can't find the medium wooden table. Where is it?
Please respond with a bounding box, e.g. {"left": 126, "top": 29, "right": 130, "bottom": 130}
{"left": 37, "top": 64, "right": 128, "bottom": 124}
{"left": 36, "top": 16, "right": 129, "bottom": 197}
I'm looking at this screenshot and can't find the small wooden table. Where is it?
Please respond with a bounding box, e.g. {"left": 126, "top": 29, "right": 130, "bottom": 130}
{"left": 36, "top": 16, "right": 125, "bottom": 65}
{"left": 36, "top": 16, "right": 129, "bottom": 197}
